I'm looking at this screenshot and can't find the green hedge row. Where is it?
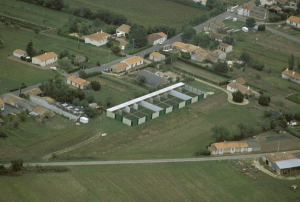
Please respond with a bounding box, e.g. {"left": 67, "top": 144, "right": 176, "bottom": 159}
{"left": 129, "top": 45, "right": 153, "bottom": 55}
{"left": 86, "top": 71, "right": 102, "bottom": 78}
{"left": 67, "top": 67, "right": 81, "bottom": 73}
{"left": 288, "top": 86, "right": 300, "bottom": 92}
{"left": 0, "top": 14, "right": 47, "bottom": 30}
{"left": 9, "top": 85, "right": 27, "bottom": 92}
{"left": 286, "top": 93, "right": 300, "bottom": 104}
{"left": 245, "top": 83, "right": 268, "bottom": 93}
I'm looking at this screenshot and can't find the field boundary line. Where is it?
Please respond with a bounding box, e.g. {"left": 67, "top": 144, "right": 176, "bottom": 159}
{"left": 42, "top": 133, "right": 102, "bottom": 160}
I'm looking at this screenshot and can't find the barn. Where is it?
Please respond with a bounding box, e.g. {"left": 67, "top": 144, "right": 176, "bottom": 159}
{"left": 106, "top": 82, "right": 206, "bottom": 126}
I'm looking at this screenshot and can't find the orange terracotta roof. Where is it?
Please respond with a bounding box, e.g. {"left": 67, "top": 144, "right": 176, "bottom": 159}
{"left": 112, "top": 63, "right": 128, "bottom": 70}
{"left": 23, "top": 88, "right": 43, "bottom": 96}
{"left": 124, "top": 56, "right": 143, "bottom": 65}
{"left": 288, "top": 16, "right": 300, "bottom": 24}
{"left": 212, "top": 141, "right": 249, "bottom": 149}
{"left": 172, "top": 41, "right": 202, "bottom": 52}
{"left": 117, "top": 24, "right": 131, "bottom": 33}
{"left": 148, "top": 32, "right": 167, "bottom": 41}
{"left": 67, "top": 75, "right": 90, "bottom": 87}
{"left": 265, "top": 150, "right": 300, "bottom": 162}
{"left": 228, "top": 81, "right": 249, "bottom": 94}
{"left": 150, "top": 52, "right": 164, "bottom": 58}
{"left": 33, "top": 52, "right": 58, "bottom": 62}
{"left": 282, "top": 69, "right": 300, "bottom": 80}
{"left": 235, "top": 77, "right": 246, "bottom": 84}
{"left": 0, "top": 98, "right": 4, "bottom": 105}
{"left": 14, "top": 49, "right": 26, "bottom": 55}
{"left": 86, "top": 32, "right": 110, "bottom": 41}
{"left": 219, "top": 43, "right": 231, "bottom": 48}
{"left": 243, "top": 3, "right": 253, "bottom": 10}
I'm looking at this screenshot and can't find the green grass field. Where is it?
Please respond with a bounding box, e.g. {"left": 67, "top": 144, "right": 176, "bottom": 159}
{"left": 0, "top": 22, "right": 119, "bottom": 94}
{"left": 63, "top": 0, "right": 209, "bottom": 28}
{"left": 0, "top": 161, "right": 299, "bottom": 202}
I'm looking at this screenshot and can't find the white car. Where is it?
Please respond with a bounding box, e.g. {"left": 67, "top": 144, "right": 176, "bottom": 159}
{"left": 50, "top": 66, "right": 57, "bottom": 70}
{"left": 158, "top": 41, "right": 164, "bottom": 45}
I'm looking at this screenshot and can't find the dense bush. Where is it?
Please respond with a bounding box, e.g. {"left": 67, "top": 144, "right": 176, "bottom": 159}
{"left": 232, "top": 91, "right": 244, "bottom": 103}
{"left": 91, "top": 81, "right": 101, "bottom": 91}
{"left": 258, "top": 95, "right": 270, "bottom": 106}
{"left": 181, "top": 51, "right": 191, "bottom": 59}
{"left": 11, "top": 159, "right": 23, "bottom": 172}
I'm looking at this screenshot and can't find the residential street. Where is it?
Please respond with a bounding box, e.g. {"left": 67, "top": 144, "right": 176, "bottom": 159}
{"left": 3, "top": 153, "right": 265, "bottom": 167}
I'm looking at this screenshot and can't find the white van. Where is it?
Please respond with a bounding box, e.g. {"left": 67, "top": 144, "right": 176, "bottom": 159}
{"left": 242, "top": 27, "right": 249, "bottom": 32}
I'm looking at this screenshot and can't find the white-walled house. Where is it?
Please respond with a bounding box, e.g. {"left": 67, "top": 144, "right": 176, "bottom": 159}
{"left": 209, "top": 141, "right": 252, "bottom": 155}
{"left": 32, "top": 52, "right": 58, "bottom": 67}
{"left": 218, "top": 43, "right": 233, "bottom": 53}
{"left": 237, "top": 3, "right": 252, "bottom": 16}
{"left": 111, "top": 56, "right": 144, "bottom": 73}
{"left": 85, "top": 31, "right": 110, "bottom": 47}
{"left": 13, "top": 49, "right": 27, "bottom": 58}
{"left": 0, "top": 98, "right": 4, "bottom": 111}
{"left": 116, "top": 24, "right": 131, "bottom": 37}
{"left": 193, "top": 0, "right": 207, "bottom": 6}
{"left": 260, "top": 0, "right": 275, "bottom": 6}
{"left": 148, "top": 32, "right": 167, "bottom": 45}
{"left": 282, "top": 68, "right": 300, "bottom": 84}
{"left": 287, "top": 16, "right": 300, "bottom": 28}
{"left": 67, "top": 75, "right": 90, "bottom": 90}
{"left": 149, "top": 52, "right": 165, "bottom": 61}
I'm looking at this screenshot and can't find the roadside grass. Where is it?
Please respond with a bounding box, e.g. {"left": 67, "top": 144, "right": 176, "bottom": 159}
{"left": 0, "top": 22, "right": 119, "bottom": 94}
{"left": 0, "top": 161, "right": 299, "bottom": 202}
{"left": 174, "top": 61, "right": 229, "bottom": 83}
{"left": 0, "top": 0, "right": 78, "bottom": 28}
{"left": 63, "top": 0, "right": 209, "bottom": 28}
{"left": 219, "top": 0, "right": 249, "bottom": 6}
{"left": 223, "top": 19, "right": 246, "bottom": 29}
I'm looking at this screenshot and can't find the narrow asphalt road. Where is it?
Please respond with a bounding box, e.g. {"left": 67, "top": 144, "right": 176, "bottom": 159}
{"left": 3, "top": 153, "right": 265, "bottom": 168}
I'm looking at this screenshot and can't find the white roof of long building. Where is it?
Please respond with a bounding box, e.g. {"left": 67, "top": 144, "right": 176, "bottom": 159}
{"left": 107, "top": 82, "right": 186, "bottom": 112}
{"left": 276, "top": 159, "right": 300, "bottom": 169}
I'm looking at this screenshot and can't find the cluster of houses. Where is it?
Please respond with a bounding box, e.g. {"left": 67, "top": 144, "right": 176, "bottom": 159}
{"left": 237, "top": 3, "right": 268, "bottom": 20}
{"left": 227, "top": 77, "right": 260, "bottom": 98}
{"left": 13, "top": 49, "right": 58, "bottom": 67}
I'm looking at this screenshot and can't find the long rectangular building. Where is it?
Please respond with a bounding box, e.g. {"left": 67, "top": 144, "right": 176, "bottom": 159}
{"left": 107, "top": 82, "right": 206, "bottom": 126}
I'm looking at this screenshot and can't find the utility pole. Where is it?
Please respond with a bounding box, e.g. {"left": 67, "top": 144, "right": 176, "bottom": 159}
{"left": 132, "top": 38, "right": 135, "bottom": 53}
{"left": 277, "top": 141, "right": 280, "bottom": 152}
{"left": 108, "top": 50, "right": 110, "bottom": 63}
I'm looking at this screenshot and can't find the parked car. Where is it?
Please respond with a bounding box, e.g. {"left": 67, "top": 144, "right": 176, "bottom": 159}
{"left": 158, "top": 41, "right": 164, "bottom": 45}
{"left": 242, "top": 27, "right": 249, "bottom": 32}
{"left": 50, "top": 66, "right": 57, "bottom": 70}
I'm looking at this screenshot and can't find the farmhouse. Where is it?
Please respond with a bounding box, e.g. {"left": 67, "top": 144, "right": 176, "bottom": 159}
{"left": 237, "top": 3, "right": 252, "bottom": 16}
{"left": 173, "top": 42, "right": 206, "bottom": 54}
{"left": 149, "top": 52, "right": 165, "bottom": 61}
{"left": 85, "top": 31, "right": 110, "bottom": 47}
{"left": 281, "top": 68, "right": 300, "bottom": 84}
{"left": 3, "top": 94, "right": 37, "bottom": 111}
{"left": 136, "top": 70, "right": 170, "bottom": 87}
{"left": 116, "top": 24, "right": 131, "bottom": 37}
{"left": 230, "top": 77, "right": 246, "bottom": 85}
{"left": 205, "top": 21, "right": 225, "bottom": 32}
{"left": 207, "top": 32, "right": 225, "bottom": 42}
{"left": 67, "top": 75, "right": 90, "bottom": 90}
{"left": 107, "top": 82, "right": 206, "bottom": 126}
{"left": 209, "top": 141, "right": 252, "bottom": 155}
{"left": 0, "top": 98, "right": 4, "bottom": 111}
{"left": 111, "top": 56, "right": 144, "bottom": 73}
{"left": 250, "top": 6, "right": 268, "bottom": 20}
{"left": 262, "top": 150, "right": 300, "bottom": 175}
{"left": 218, "top": 43, "right": 233, "bottom": 53}
{"left": 227, "top": 81, "right": 259, "bottom": 97}
{"left": 13, "top": 49, "right": 27, "bottom": 58}
{"left": 148, "top": 32, "right": 167, "bottom": 45}
{"left": 32, "top": 52, "right": 58, "bottom": 67}
{"left": 287, "top": 16, "right": 300, "bottom": 28}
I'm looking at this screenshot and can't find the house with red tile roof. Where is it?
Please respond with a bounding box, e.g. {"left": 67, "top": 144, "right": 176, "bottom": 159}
{"left": 209, "top": 141, "right": 252, "bottom": 155}
{"left": 85, "top": 31, "right": 110, "bottom": 47}
{"left": 32, "top": 52, "right": 58, "bottom": 67}
{"left": 282, "top": 68, "right": 300, "bottom": 84}
{"left": 287, "top": 16, "right": 300, "bottom": 28}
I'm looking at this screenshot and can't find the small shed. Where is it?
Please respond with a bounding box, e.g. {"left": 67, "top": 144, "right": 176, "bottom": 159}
{"left": 149, "top": 52, "right": 165, "bottom": 61}
{"left": 80, "top": 117, "right": 89, "bottom": 124}
{"left": 13, "top": 49, "right": 27, "bottom": 58}
{"left": 218, "top": 43, "right": 233, "bottom": 53}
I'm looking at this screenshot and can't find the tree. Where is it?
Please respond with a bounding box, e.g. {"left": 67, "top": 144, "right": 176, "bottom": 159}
{"left": 181, "top": 51, "right": 191, "bottom": 59}
{"left": 26, "top": 40, "right": 35, "bottom": 57}
{"left": 258, "top": 95, "right": 270, "bottom": 106}
{"left": 78, "top": 69, "right": 87, "bottom": 79}
{"left": 258, "top": 24, "right": 265, "bottom": 31}
{"left": 191, "top": 32, "right": 210, "bottom": 48}
{"left": 105, "top": 96, "right": 115, "bottom": 107}
{"left": 232, "top": 91, "right": 244, "bottom": 103}
{"left": 250, "top": 60, "right": 264, "bottom": 71}
{"left": 34, "top": 28, "right": 41, "bottom": 35}
{"left": 52, "top": 0, "right": 65, "bottom": 10}
{"left": 137, "top": 75, "right": 146, "bottom": 85}
{"left": 91, "top": 81, "right": 101, "bottom": 91}
{"left": 0, "top": 34, "right": 4, "bottom": 48}
{"left": 255, "top": 0, "right": 260, "bottom": 6}
{"left": 14, "top": 24, "right": 21, "bottom": 31}
{"left": 0, "top": 129, "right": 7, "bottom": 139}
{"left": 58, "top": 58, "right": 72, "bottom": 71}
{"left": 211, "top": 126, "right": 231, "bottom": 142}
{"left": 110, "top": 45, "right": 121, "bottom": 54}
{"left": 212, "top": 61, "right": 228, "bottom": 73}
{"left": 180, "top": 26, "right": 197, "bottom": 43}
{"left": 80, "top": 99, "right": 89, "bottom": 108}
{"left": 239, "top": 52, "right": 252, "bottom": 64}
{"left": 165, "top": 54, "right": 177, "bottom": 65}
{"left": 246, "top": 17, "right": 256, "bottom": 28}
{"left": 19, "top": 111, "right": 27, "bottom": 122}
{"left": 4, "top": 20, "right": 11, "bottom": 28}
{"left": 222, "top": 36, "right": 235, "bottom": 45}
{"left": 210, "top": 41, "right": 220, "bottom": 50}
{"left": 72, "top": 98, "right": 80, "bottom": 106}
{"left": 288, "top": 54, "right": 295, "bottom": 70}
{"left": 11, "top": 159, "right": 23, "bottom": 172}
{"left": 129, "top": 24, "right": 148, "bottom": 47}
{"left": 84, "top": 107, "right": 98, "bottom": 118}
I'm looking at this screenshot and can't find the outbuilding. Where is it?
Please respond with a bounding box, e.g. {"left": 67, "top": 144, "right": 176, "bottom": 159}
{"left": 281, "top": 68, "right": 300, "bottom": 84}
{"left": 13, "top": 49, "right": 27, "bottom": 58}
{"left": 148, "top": 32, "right": 167, "bottom": 45}
{"left": 218, "top": 43, "right": 233, "bottom": 53}
{"left": 67, "top": 75, "right": 90, "bottom": 90}
{"left": 149, "top": 52, "right": 165, "bottom": 61}
{"left": 32, "top": 52, "right": 58, "bottom": 67}
{"left": 111, "top": 56, "right": 144, "bottom": 73}
{"left": 116, "top": 24, "right": 131, "bottom": 37}
{"left": 85, "top": 31, "right": 110, "bottom": 47}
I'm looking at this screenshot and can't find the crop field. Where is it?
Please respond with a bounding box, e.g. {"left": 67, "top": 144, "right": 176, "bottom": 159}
{"left": 0, "top": 22, "right": 119, "bottom": 94}
{"left": 223, "top": 20, "right": 300, "bottom": 73}
{"left": 63, "top": 0, "right": 208, "bottom": 28}
{"left": 0, "top": 0, "right": 78, "bottom": 28}
{"left": 1, "top": 161, "right": 300, "bottom": 202}
{"left": 175, "top": 61, "right": 229, "bottom": 83}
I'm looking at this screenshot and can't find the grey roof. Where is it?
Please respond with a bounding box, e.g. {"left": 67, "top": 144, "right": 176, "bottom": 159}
{"left": 16, "top": 100, "right": 37, "bottom": 111}
{"left": 136, "top": 70, "right": 167, "bottom": 87}
{"left": 276, "top": 159, "right": 300, "bottom": 169}
{"left": 251, "top": 6, "right": 265, "bottom": 13}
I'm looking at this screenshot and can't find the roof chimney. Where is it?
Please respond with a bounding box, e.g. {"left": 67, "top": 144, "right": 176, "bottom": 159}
{"left": 286, "top": 68, "right": 289, "bottom": 71}
{"left": 293, "top": 71, "right": 295, "bottom": 75}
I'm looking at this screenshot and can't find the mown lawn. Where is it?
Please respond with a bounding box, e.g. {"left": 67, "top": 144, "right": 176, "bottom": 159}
{"left": 0, "top": 22, "right": 119, "bottom": 94}
{"left": 63, "top": 0, "right": 209, "bottom": 28}
{"left": 0, "top": 161, "right": 299, "bottom": 202}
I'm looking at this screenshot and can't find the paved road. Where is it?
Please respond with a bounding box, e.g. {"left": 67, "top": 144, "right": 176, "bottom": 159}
{"left": 3, "top": 153, "right": 265, "bottom": 167}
